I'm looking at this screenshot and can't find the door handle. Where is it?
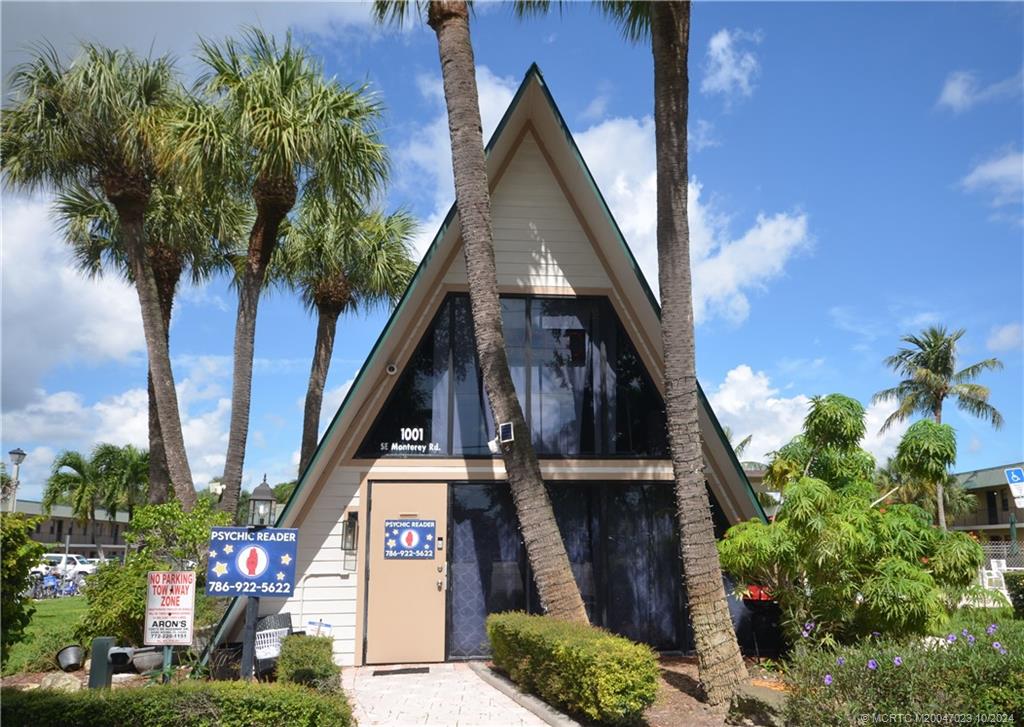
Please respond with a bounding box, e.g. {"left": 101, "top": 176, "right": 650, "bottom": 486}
{"left": 436, "top": 579, "right": 444, "bottom": 591}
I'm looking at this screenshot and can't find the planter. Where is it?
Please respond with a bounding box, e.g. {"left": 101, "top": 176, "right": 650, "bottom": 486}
{"left": 56, "top": 645, "right": 85, "bottom": 672}
{"left": 132, "top": 647, "right": 165, "bottom": 674}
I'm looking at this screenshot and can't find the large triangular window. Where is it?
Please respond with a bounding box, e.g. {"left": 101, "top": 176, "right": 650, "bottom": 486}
{"left": 357, "top": 294, "right": 666, "bottom": 458}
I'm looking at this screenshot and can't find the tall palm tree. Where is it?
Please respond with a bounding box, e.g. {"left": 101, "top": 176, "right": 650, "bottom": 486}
{"left": 514, "top": 0, "right": 748, "bottom": 703}
{"left": 91, "top": 444, "right": 149, "bottom": 520}
{"left": 280, "top": 198, "right": 417, "bottom": 474}
{"left": 55, "top": 181, "right": 249, "bottom": 503}
{"left": 373, "top": 0, "right": 587, "bottom": 622}
{"left": 164, "top": 29, "right": 388, "bottom": 516}
{"left": 44, "top": 450, "right": 103, "bottom": 526}
{"left": 2, "top": 44, "right": 198, "bottom": 509}
{"left": 723, "top": 425, "right": 753, "bottom": 459}
{"left": 874, "top": 325, "right": 1003, "bottom": 529}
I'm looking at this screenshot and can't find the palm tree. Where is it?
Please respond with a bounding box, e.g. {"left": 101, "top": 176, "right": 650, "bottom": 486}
{"left": 373, "top": 0, "right": 588, "bottom": 623}
{"left": 280, "top": 198, "right": 417, "bottom": 474}
{"left": 91, "top": 444, "right": 149, "bottom": 520}
{"left": 2, "top": 44, "right": 198, "bottom": 509}
{"left": 164, "top": 29, "right": 387, "bottom": 516}
{"left": 875, "top": 457, "right": 977, "bottom": 526}
{"left": 723, "top": 425, "right": 753, "bottom": 459}
{"left": 875, "top": 325, "right": 1003, "bottom": 529}
{"left": 44, "top": 450, "right": 103, "bottom": 526}
{"left": 55, "top": 181, "right": 249, "bottom": 503}
{"left": 512, "top": 1, "right": 747, "bottom": 703}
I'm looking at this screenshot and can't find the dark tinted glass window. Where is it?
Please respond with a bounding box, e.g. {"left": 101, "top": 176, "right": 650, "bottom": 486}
{"left": 357, "top": 294, "right": 666, "bottom": 457}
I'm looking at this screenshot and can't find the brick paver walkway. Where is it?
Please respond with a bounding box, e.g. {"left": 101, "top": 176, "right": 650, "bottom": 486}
{"left": 342, "top": 662, "right": 547, "bottom": 726}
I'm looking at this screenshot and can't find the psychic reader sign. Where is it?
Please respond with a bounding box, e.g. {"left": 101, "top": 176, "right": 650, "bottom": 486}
{"left": 384, "top": 519, "right": 436, "bottom": 559}
{"left": 205, "top": 527, "right": 298, "bottom": 597}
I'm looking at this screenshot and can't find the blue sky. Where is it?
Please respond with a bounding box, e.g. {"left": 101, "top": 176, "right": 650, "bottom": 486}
{"left": 2, "top": 2, "right": 1022, "bottom": 501}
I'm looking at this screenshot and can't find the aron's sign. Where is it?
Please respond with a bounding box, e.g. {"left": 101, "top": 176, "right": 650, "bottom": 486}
{"left": 205, "top": 527, "right": 299, "bottom": 597}
{"left": 384, "top": 519, "right": 436, "bottom": 559}
{"left": 145, "top": 571, "right": 196, "bottom": 646}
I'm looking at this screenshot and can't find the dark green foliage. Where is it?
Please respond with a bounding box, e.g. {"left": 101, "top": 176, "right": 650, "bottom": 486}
{"left": 127, "top": 498, "right": 232, "bottom": 569}
{"left": 805, "top": 394, "right": 866, "bottom": 450}
{"left": 895, "top": 420, "right": 957, "bottom": 484}
{"left": 13, "top": 621, "right": 81, "bottom": 674}
{"left": 1006, "top": 572, "right": 1024, "bottom": 619}
{"left": 77, "top": 554, "right": 164, "bottom": 646}
{"left": 784, "top": 620, "right": 1024, "bottom": 724}
{"left": 486, "top": 612, "right": 658, "bottom": 725}
{"left": 277, "top": 635, "right": 340, "bottom": 692}
{"left": 1, "top": 514, "right": 45, "bottom": 665}
{"left": 0, "top": 681, "right": 352, "bottom": 727}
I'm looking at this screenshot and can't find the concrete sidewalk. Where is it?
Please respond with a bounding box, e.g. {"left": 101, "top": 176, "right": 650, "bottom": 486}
{"left": 342, "top": 662, "right": 548, "bottom": 727}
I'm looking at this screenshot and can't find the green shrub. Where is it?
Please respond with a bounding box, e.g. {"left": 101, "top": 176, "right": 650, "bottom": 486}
{"left": 0, "top": 680, "right": 351, "bottom": 727}
{"left": 1, "top": 513, "right": 45, "bottom": 665}
{"left": 784, "top": 619, "right": 1024, "bottom": 725}
{"left": 277, "top": 635, "right": 340, "bottom": 692}
{"left": 14, "top": 621, "right": 81, "bottom": 673}
{"left": 1006, "top": 571, "right": 1024, "bottom": 619}
{"left": 487, "top": 612, "right": 658, "bottom": 725}
{"left": 77, "top": 554, "right": 163, "bottom": 646}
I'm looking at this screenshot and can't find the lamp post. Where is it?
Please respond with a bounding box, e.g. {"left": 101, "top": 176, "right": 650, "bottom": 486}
{"left": 8, "top": 448, "right": 26, "bottom": 513}
{"left": 240, "top": 476, "right": 276, "bottom": 680}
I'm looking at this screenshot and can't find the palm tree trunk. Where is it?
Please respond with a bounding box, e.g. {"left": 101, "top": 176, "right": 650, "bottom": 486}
{"left": 299, "top": 304, "right": 341, "bottom": 475}
{"left": 146, "top": 253, "right": 182, "bottom": 505}
{"left": 112, "top": 198, "right": 197, "bottom": 511}
{"left": 933, "top": 405, "right": 947, "bottom": 530}
{"left": 219, "top": 197, "right": 293, "bottom": 517}
{"left": 651, "top": 2, "right": 746, "bottom": 706}
{"left": 428, "top": 0, "right": 587, "bottom": 623}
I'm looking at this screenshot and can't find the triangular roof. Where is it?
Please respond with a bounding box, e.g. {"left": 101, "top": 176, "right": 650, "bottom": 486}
{"left": 205, "top": 64, "right": 764, "bottom": 659}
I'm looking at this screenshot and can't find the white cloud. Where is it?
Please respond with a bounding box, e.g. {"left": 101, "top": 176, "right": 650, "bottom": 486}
{"left": 691, "top": 119, "right": 720, "bottom": 152}
{"left": 575, "top": 115, "right": 809, "bottom": 324}
{"left": 580, "top": 94, "right": 610, "bottom": 122}
{"left": 396, "top": 66, "right": 518, "bottom": 258}
{"left": 319, "top": 378, "right": 355, "bottom": 435}
{"left": 961, "top": 149, "right": 1024, "bottom": 218}
{"left": 701, "top": 28, "right": 762, "bottom": 100}
{"left": 987, "top": 322, "right": 1024, "bottom": 352}
{"left": 1, "top": 196, "right": 145, "bottom": 409}
{"left": 937, "top": 69, "right": 1023, "bottom": 113}
{"left": 708, "top": 364, "right": 910, "bottom": 465}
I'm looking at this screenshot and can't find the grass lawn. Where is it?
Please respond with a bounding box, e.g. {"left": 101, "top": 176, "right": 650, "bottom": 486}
{"left": 3, "top": 596, "right": 87, "bottom": 676}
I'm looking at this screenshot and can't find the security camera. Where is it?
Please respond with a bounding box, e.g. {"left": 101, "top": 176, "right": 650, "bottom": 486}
{"left": 487, "top": 437, "right": 500, "bottom": 455}
{"left": 385, "top": 363, "right": 398, "bottom": 376}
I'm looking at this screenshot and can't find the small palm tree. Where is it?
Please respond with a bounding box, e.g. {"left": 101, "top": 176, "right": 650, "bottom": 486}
{"left": 91, "top": 444, "right": 149, "bottom": 520}
{"left": 163, "top": 28, "right": 387, "bottom": 515}
{"left": 280, "top": 198, "right": 417, "bottom": 474}
{"left": 44, "top": 450, "right": 103, "bottom": 526}
{"left": 374, "top": 0, "right": 588, "bottom": 623}
{"left": 2, "top": 44, "right": 197, "bottom": 509}
{"left": 723, "top": 426, "right": 753, "bottom": 459}
{"left": 55, "top": 182, "right": 249, "bottom": 503}
{"left": 875, "top": 325, "right": 1003, "bottom": 529}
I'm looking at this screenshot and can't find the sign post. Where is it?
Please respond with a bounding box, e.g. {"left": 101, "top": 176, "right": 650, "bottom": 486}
{"left": 205, "top": 526, "right": 298, "bottom": 680}
{"left": 144, "top": 571, "right": 196, "bottom": 683}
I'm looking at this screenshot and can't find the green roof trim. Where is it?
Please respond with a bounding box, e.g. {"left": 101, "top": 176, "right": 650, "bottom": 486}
{"left": 954, "top": 462, "right": 1024, "bottom": 491}
{"left": 203, "top": 62, "right": 765, "bottom": 663}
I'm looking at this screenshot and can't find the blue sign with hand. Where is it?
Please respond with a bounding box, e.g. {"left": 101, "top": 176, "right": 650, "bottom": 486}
{"left": 205, "top": 527, "right": 298, "bottom": 597}
{"left": 1006, "top": 468, "right": 1024, "bottom": 485}
{"left": 384, "top": 519, "right": 436, "bottom": 559}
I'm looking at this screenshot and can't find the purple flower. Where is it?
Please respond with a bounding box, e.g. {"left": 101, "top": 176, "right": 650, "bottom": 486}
{"left": 801, "top": 630, "right": 810, "bottom": 638}
{"left": 999, "top": 648, "right": 1008, "bottom": 656}
{"left": 871, "top": 631, "right": 881, "bottom": 638}
{"left": 967, "top": 635, "right": 976, "bottom": 645}
{"left": 987, "top": 624, "right": 998, "bottom": 636}
{"left": 867, "top": 659, "right": 878, "bottom": 670}
{"left": 805, "top": 621, "right": 815, "bottom": 632}
{"left": 823, "top": 674, "right": 833, "bottom": 686}
{"left": 893, "top": 656, "right": 903, "bottom": 666}
{"left": 961, "top": 628, "right": 969, "bottom": 636}
{"left": 993, "top": 642, "right": 1002, "bottom": 650}
{"left": 836, "top": 656, "right": 846, "bottom": 666}
{"left": 946, "top": 634, "right": 957, "bottom": 644}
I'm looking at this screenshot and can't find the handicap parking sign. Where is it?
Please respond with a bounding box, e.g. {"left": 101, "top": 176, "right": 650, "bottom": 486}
{"left": 1005, "top": 467, "right": 1024, "bottom": 485}
{"left": 384, "top": 519, "right": 436, "bottom": 559}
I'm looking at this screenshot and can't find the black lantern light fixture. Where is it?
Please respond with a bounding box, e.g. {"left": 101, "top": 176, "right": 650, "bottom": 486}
{"left": 248, "top": 475, "right": 275, "bottom": 527}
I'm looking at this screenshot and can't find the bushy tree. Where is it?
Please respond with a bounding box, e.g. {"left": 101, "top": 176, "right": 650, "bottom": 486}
{"left": 1, "top": 514, "right": 45, "bottom": 665}
{"left": 719, "top": 394, "right": 983, "bottom": 643}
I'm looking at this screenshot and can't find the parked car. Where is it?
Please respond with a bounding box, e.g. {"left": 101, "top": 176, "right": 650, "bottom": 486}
{"left": 30, "top": 553, "right": 96, "bottom": 579}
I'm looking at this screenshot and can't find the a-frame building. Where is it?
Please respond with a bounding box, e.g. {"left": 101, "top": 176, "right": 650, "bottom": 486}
{"left": 211, "top": 65, "right": 771, "bottom": 667}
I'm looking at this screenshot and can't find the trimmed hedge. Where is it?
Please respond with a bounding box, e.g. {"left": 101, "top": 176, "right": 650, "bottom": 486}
{"left": 1006, "top": 571, "right": 1024, "bottom": 620}
{"left": 0, "top": 681, "right": 351, "bottom": 727}
{"left": 277, "top": 635, "right": 340, "bottom": 691}
{"left": 487, "top": 612, "right": 658, "bottom": 725}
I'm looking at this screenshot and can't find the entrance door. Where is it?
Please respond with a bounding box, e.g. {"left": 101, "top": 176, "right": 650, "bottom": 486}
{"left": 365, "top": 482, "right": 448, "bottom": 664}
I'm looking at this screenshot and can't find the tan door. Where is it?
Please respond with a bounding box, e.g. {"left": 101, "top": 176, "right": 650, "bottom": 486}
{"left": 365, "top": 482, "right": 448, "bottom": 664}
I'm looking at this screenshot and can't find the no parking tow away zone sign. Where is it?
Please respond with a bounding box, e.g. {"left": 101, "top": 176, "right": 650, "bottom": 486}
{"left": 145, "top": 571, "right": 196, "bottom": 646}
{"left": 205, "top": 527, "right": 299, "bottom": 597}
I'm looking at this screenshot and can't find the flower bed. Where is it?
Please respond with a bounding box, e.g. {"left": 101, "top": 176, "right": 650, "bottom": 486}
{"left": 785, "top": 619, "right": 1024, "bottom": 725}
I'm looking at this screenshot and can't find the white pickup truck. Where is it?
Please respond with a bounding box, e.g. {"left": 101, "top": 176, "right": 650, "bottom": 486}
{"left": 30, "top": 553, "right": 97, "bottom": 579}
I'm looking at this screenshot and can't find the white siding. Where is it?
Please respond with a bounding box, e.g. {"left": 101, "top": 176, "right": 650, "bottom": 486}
{"left": 256, "top": 467, "right": 363, "bottom": 666}
{"left": 444, "top": 132, "right": 611, "bottom": 290}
